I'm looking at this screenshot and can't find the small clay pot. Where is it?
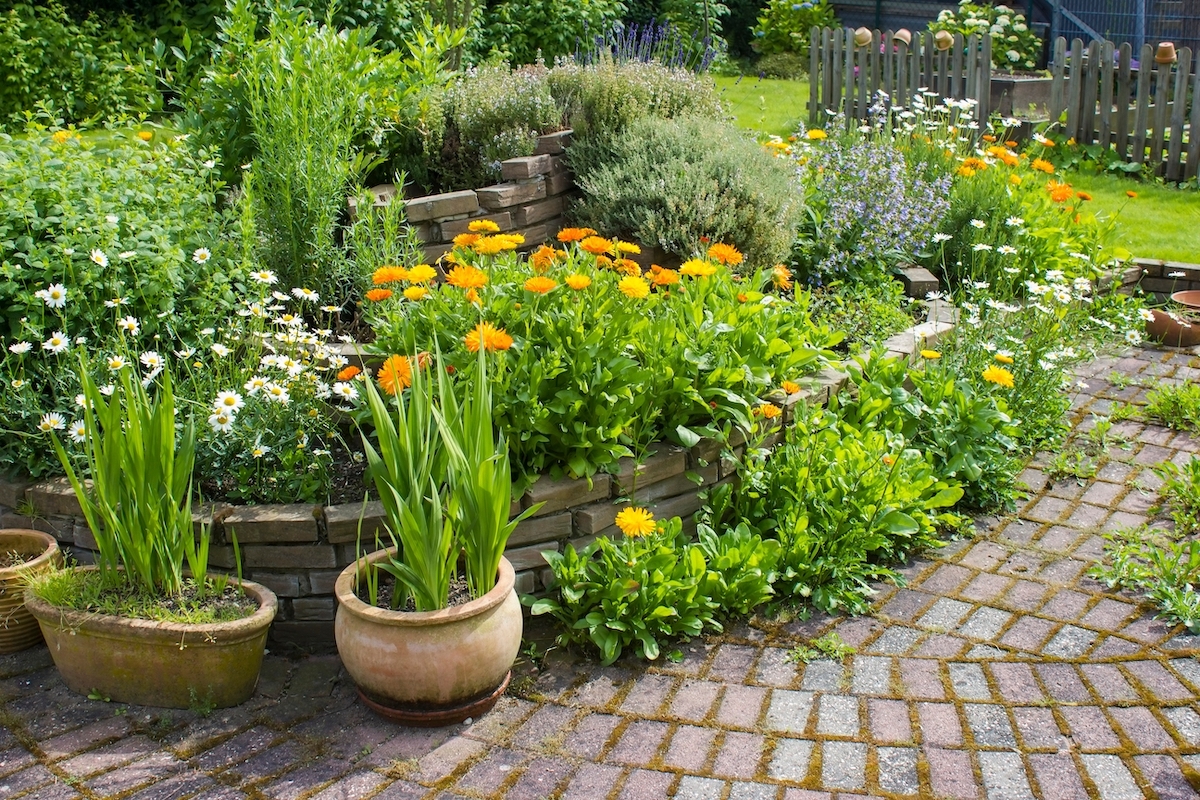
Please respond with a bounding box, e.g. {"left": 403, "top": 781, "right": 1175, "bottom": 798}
{"left": 893, "top": 29, "right": 912, "bottom": 47}
{"left": 1155, "top": 42, "right": 1178, "bottom": 64}
{"left": 854, "top": 27, "right": 873, "bottom": 47}
{"left": 0, "top": 529, "right": 60, "bottom": 653}
{"left": 935, "top": 30, "right": 955, "bottom": 51}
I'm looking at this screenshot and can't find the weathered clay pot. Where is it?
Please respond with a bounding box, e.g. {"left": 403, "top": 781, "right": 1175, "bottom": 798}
{"left": 0, "top": 530, "right": 61, "bottom": 653}
{"left": 335, "top": 551, "right": 522, "bottom": 726}
{"left": 1145, "top": 291, "right": 1200, "bottom": 347}
{"left": 26, "top": 571, "right": 277, "bottom": 708}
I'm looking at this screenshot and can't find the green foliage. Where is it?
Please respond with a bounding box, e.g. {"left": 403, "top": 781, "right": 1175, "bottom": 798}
{"left": 750, "top": 0, "right": 837, "bottom": 58}
{"left": 0, "top": 126, "right": 237, "bottom": 477}
{"left": 836, "top": 352, "right": 1020, "bottom": 509}
{"left": 928, "top": 1, "right": 1042, "bottom": 71}
{"left": 1152, "top": 457, "right": 1200, "bottom": 536}
{"left": 483, "top": 0, "right": 626, "bottom": 66}
{"left": 436, "top": 63, "right": 562, "bottom": 191}
{"left": 786, "top": 631, "right": 855, "bottom": 663}
{"left": 1090, "top": 525, "right": 1200, "bottom": 634}
{"left": 547, "top": 57, "right": 722, "bottom": 143}
{"left": 755, "top": 51, "right": 808, "bottom": 79}
{"left": 734, "top": 404, "right": 963, "bottom": 614}
{"left": 0, "top": 1, "right": 158, "bottom": 127}
{"left": 809, "top": 280, "right": 916, "bottom": 353}
{"left": 1144, "top": 383, "right": 1200, "bottom": 431}
{"left": 529, "top": 516, "right": 779, "bottom": 664}
{"left": 570, "top": 115, "right": 803, "bottom": 266}
{"left": 26, "top": 566, "right": 246, "bottom": 623}
{"left": 1045, "top": 448, "right": 1097, "bottom": 482}
{"left": 47, "top": 357, "right": 213, "bottom": 598}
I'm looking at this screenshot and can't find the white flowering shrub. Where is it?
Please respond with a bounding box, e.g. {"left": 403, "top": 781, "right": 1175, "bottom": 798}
{"left": 929, "top": 1, "right": 1043, "bottom": 71}
{"left": 0, "top": 126, "right": 242, "bottom": 477}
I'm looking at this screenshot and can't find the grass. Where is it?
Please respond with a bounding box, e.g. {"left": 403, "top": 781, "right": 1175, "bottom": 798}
{"left": 713, "top": 75, "right": 810, "bottom": 138}
{"left": 1069, "top": 167, "right": 1200, "bottom": 263}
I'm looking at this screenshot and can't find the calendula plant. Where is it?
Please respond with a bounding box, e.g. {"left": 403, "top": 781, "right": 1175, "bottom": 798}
{"left": 46, "top": 352, "right": 213, "bottom": 598}
{"left": 364, "top": 231, "right": 838, "bottom": 479}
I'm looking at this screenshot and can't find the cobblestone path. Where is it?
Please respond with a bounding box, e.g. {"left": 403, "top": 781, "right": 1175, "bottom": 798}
{"left": 2, "top": 346, "right": 1199, "bottom": 800}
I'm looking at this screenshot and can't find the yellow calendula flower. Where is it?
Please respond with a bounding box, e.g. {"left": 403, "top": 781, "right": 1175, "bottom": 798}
{"left": 1009, "top": 174, "right": 1023, "bottom": 185}
{"left": 565, "top": 274, "right": 592, "bottom": 290}
{"left": 615, "top": 240, "right": 641, "bottom": 255}
{"left": 615, "top": 507, "right": 657, "bottom": 538}
{"left": 453, "top": 233, "right": 481, "bottom": 248}
{"left": 707, "top": 243, "right": 743, "bottom": 266}
{"left": 446, "top": 265, "right": 487, "bottom": 290}
{"left": 982, "top": 364, "right": 1015, "bottom": 388}
{"left": 403, "top": 286, "right": 428, "bottom": 301}
{"left": 806, "top": 129, "right": 828, "bottom": 140}
{"left": 618, "top": 275, "right": 650, "bottom": 299}
{"left": 407, "top": 264, "right": 438, "bottom": 283}
{"left": 1031, "top": 158, "right": 1055, "bottom": 174}
{"left": 920, "top": 349, "right": 941, "bottom": 359}
{"left": 136, "top": 130, "right": 153, "bottom": 142}
{"left": 772, "top": 264, "right": 793, "bottom": 290}
{"left": 956, "top": 165, "right": 977, "bottom": 178}
{"left": 557, "top": 227, "right": 597, "bottom": 243}
{"left": 680, "top": 259, "right": 717, "bottom": 278}
{"left": 524, "top": 276, "right": 557, "bottom": 294}
{"left": 781, "top": 380, "right": 801, "bottom": 395}
{"left": 468, "top": 219, "right": 501, "bottom": 233}
{"left": 994, "top": 353, "right": 1014, "bottom": 364}
{"left": 755, "top": 403, "right": 782, "bottom": 419}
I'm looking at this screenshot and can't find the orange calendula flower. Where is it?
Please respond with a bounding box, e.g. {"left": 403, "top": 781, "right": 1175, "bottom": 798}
{"left": 618, "top": 275, "right": 650, "bottom": 299}
{"left": 737, "top": 293, "right": 748, "bottom": 303}
{"left": 806, "top": 129, "right": 828, "bottom": 140}
{"left": 524, "top": 276, "right": 557, "bottom": 294}
{"left": 465, "top": 288, "right": 481, "bottom": 305}
{"left": 650, "top": 268, "right": 680, "bottom": 287}
{"left": 1005, "top": 140, "right": 1019, "bottom": 148}
{"left": 1076, "top": 191, "right": 1092, "bottom": 201}
{"left": 615, "top": 258, "right": 641, "bottom": 276}
{"left": 580, "top": 236, "right": 614, "bottom": 255}
{"left": 680, "top": 259, "right": 717, "bottom": 278}
{"left": 529, "top": 244, "right": 557, "bottom": 272}
{"left": 781, "top": 380, "right": 801, "bottom": 395}
{"left": 407, "top": 264, "right": 438, "bottom": 283}
{"left": 1047, "top": 181, "right": 1075, "bottom": 203}
{"left": 1031, "top": 158, "right": 1055, "bottom": 174}
{"left": 464, "top": 322, "right": 513, "bottom": 353}
{"left": 772, "top": 264, "right": 793, "bottom": 290}
{"left": 372, "top": 266, "right": 409, "bottom": 285}
{"left": 565, "top": 274, "right": 592, "bottom": 290}
{"left": 1009, "top": 175, "right": 1023, "bottom": 185}
{"left": 365, "top": 288, "right": 393, "bottom": 302}
{"left": 755, "top": 403, "right": 782, "bottom": 419}
{"left": 404, "top": 286, "right": 428, "bottom": 301}
{"left": 1126, "top": 190, "right": 1138, "bottom": 198}
{"left": 136, "top": 130, "right": 153, "bottom": 142}
{"left": 468, "top": 219, "right": 501, "bottom": 233}
{"left": 377, "top": 355, "right": 412, "bottom": 395}
{"left": 595, "top": 255, "right": 614, "bottom": 269}
{"left": 337, "top": 365, "right": 361, "bottom": 381}
{"left": 615, "top": 240, "right": 641, "bottom": 254}
{"left": 707, "top": 242, "right": 743, "bottom": 266}
{"left": 615, "top": 507, "right": 656, "bottom": 537}
{"left": 957, "top": 166, "right": 977, "bottom": 178}
{"left": 446, "top": 265, "right": 488, "bottom": 290}
{"left": 982, "top": 134, "right": 997, "bottom": 143}
{"left": 557, "top": 227, "right": 597, "bottom": 243}
{"left": 52, "top": 130, "right": 72, "bottom": 144}
{"left": 962, "top": 157, "right": 988, "bottom": 171}
{"left": 453, "top": 233, "right": 481, "bottom": 248}
{"left": 994, "top": 353, "right": 1014, "bottom": 364}
{"left": 982, "top": 364, "right": 1015, "bottom": 388}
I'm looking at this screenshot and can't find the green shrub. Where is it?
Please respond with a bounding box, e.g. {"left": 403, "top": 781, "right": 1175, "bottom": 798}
{"left": 810, "top": 280, "right": 917, "bottom": 352}
{"left": 0, "top": 126, "right": 237, "bottom": 477}
{"left": 1144, "top": 383, "right": 1200, "bottom": 431}
{"left": 751, "top": 0, "right": 837, "bottom": 58}
{"left": 0, "top": 1, "right": 157, "bottom": 127}
{"left": 570, "top": 115, "right": 803, "bottom": 266}
{"left": 547, "top": 57, "right": 723, "bottom": 143}
{"left": 929, "top": 1, "right": 1042, "bottom": 71}
{"left": 756, "top": 51, "right": 808, "bottom": 79}
{"left": 482, "top": 0, "right": 625, "bottom": 66}
{"left": 435, "top": 63, "right": 562, "bottom": 191}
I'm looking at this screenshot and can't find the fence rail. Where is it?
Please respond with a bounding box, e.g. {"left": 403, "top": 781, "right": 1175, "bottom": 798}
{"left": 1049, "top": 37, "right": 1200, "bottom": 181}
{"left": 808, "top": 27, "right": 993, "bottom": 126}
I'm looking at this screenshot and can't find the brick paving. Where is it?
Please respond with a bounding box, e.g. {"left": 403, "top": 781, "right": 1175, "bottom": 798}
{"left": 2, "top": 346, "right": 1199, "bottom": 799}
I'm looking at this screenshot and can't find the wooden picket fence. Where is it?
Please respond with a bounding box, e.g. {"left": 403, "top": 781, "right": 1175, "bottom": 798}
{"left": 807, "top": 27, "right": 992, "bottom": 126}
{"left": 1049, "top": 37, "right": 1200, "bottom": 181}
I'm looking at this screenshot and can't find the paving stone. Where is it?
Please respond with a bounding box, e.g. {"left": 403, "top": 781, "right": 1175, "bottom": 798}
{"left": 978, "top": 751, "right": 1034, "bottom": 799}
{"left": 415, "top": 737, "right": 487, "bottom": 785}
{"left": 125, "top": 769, "right": 218, "bottom": 800}
{"left": 959, "top": 607, "right": 1013, "bottom": 641}
{"left": 1044, "top": 625, "right": 1099, "bottom": 658}
{"left": 712, "top": 731, "right": 765, "bottom": 780}
{"left": 40, "top": 716, "right": 131, "bottom": 761}
{"left": 454, "top": 748, "right": 527, "bottom": 795}
{"left": 898, "top": 659, "right": 945, "bottom": 699}
{"left": 511, "top": 704, "right": 576, "bottom": 751}
{"left": 965, "top": 703, "right": 1017, "bottom": 748}
{"left": 675, "top": 775, "right": 725, "bottom": 800}
{"left": 1120, "top": 615, "right": 1175, "bottom": 645}
{"left": 918, "top": 702, "right": 963, "bottom": 746}
{"left": 988, "top": 663, "right": 1042, "bottom": 703}
{"left": 820, "top": 741, "right": 866, "bottom": 790}
{"left": 877, "top": 746, "right": 919, "bottom": 795}
{"left": 925, "top": 747, "right": 979, "bottom": 799}
{"left": 717, "top": 685, "right": 767, "bottom": 729}
{"left": 920, "top": 564, "right": 975, "bottom": 594}
{"left": 866, "top": 627, "right": 922, "bottom": 654}
{"left": 560, "top": 763, "right": 623, "bottom": 800}
{"left": 799, "top": 660, "right": 843, "bottom": 692}
{"left": 1027, "top": 753, "right": 1089, "bottom": 799}
{"left": 961, "top": 572, "right": 1015, "bottom": 603}
{"left": 918, "top": 598, "right": 974, "bottom": 631}
{"left": 1040, "top": 590, "right": 1091, "bottom": 621}
{"left": 665, "top": 680, "right": 718, "bottom": 723}
{"left": 192, "top": 727, "right": 277, "bottom": 771}
{"left": 1091, "top": 636, "right": 1144, "bottom": 658}
{"left": 999, "top": 616, "right": 1056, "bottom": 652}
{"left": 570, "top": 669, "right": 630, "bottom": 709}
{"left": 230, "top": 741, "right": 306, "bottom": 783}
{"left": 0, "top": 764, "right": 54, "bottom": 796}
{"left": 607, "top": 720, "right": 670, "bottom": 767}
{"left": 727, "top": 781, "right": 777, "bottom": 800}
{"left": 1061, "top": 502, "right": 1108, "bottom": 530}
{"left": 816, "top": 695, "right": 859, "bottom": 737}
{"left": 504, "top": 757, "right": 575, "bottom": 800}
{"left": 1036, "top": 663, "right": 1091, "bottom": 702}
{"left": 306, "top": 771, "right": 389, "bottom": 800}
{"left": 1037, "top": 525, "right": 1083, "bottom": 552}
{"left": 879, "top": 589, "right": 936, "bottom": 622}
{"left": 1025, "top": 496, "right": 1072, "bottom": 524}
{"left": 618, "top": 768, "right": 674, "bottom": 799}
{"left": 1133, "top": 754, "right": 1199, "bottom": 800}
{"left": 1003, "top": 580, "right": 1049, "bottom": 612}
{"left": 1080, "top": 754, "right": 1143, "bottom": 800}
{"left": 1124, "top": 660, "right": 1195, "bottom": 701}
{"left": 949, "top": 662, "right": 991, "bottom": 700}
{"left": 1079, "top": 663, "right": 1139, "bottom": 702}
{"left": 850, "top": 655, "right": 892, "bottom": 695}
{"left": 1169, "top": 656, "right": 1200, "bottom": 688}
{"left": 1164, "top": 706, "right": 1200, "bottom": 745}
{"left": 752, "top": 649, "right": 797, "bottom": 687}
{"left": 999, "top": 551, "right": 1047, "bottom": 577}
{"left": 867, "top": 698, "right": 912, "bottom": 744}
{"left": 1061, "top": 706, "right": 1122, "bottom": 750}
{"left": 768, "top": 738, "right": 814, "bottom": 782}
{"left": 1012, "top": 706, "right": 1067, "bottom": 750}
{"left": 709, "top": 645, "right": 757, "bottom": 683}
{"left": 620, "top": 674, "right": 675, "bottom": 716}
{"left": 765, "top": 690, "right": 814, "bottom": 733}
{"left": 263, "top": 759, "right": 353, "bottom": 800}
{"left": 1109, "top": 706, "right": 1176, "bottom": 751}
{"left": 662, "top": 725, "right": 717, "bottom": 772}
{"left": 561, "top": 713, "right": 621, "bottom": 760}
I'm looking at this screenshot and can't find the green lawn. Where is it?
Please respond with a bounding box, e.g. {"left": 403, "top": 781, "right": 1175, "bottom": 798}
{"left": 713, "top": 75, "right": 810, "bottom": 139}
{"left": 1069, "top": 169, "right": 1200, "bottom": 263}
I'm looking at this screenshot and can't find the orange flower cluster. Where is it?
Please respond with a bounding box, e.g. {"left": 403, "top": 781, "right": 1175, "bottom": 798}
{"left": 985, "top": 146, "right": 1019, "bottom": 167}
{"left": 377, "top": 355, "right": 412, "bottom": 395}
{"left": 337, "top": 365, "right": 361, "bottom": 381}
{"left": 579, "top": 236, "right": 614, "bottom": 256}
{"left": 1047, "top": 180, "right": 1075, "bottom": 203}
{"left": 707, "top": 243, "right": 743, "bottom": 266}
{"left": 464, "top": 322, "right": 513, "bottom": 353}
{"left": 1031, "top": 158, "right": 1055, "bottom": 174}
{"left": 372, "top": 266, "right": 409, "bottom": 285}
{"left": 772, "top": 264, "right": 793, "bottom": 290}
{"left": 648, "top": 265, "right": 679, "bottom": 287}
{"left": 529, "top": 244, "right": 561, "bottom": 272}
{"left": 524, "top": 276, "right": 557, "bottom": 294}
{"left": 557, "top": 227, "right": 597, "bottom": 243}
{"left": 446, "top": 265, "right": 487, "bottom": 290}
{"left": 365, "top": 288, "right": 393, "bottom": 302}
{"left": 614, "top": 258, "right": 641, "bottom": 276}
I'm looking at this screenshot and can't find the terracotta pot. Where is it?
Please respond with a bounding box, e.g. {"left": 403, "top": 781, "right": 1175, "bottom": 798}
{"left": 935, "top": 30, "right": 954, "bottom": 51}
{"left": 26, "top": 571, "right": 277, "bottom": 708}
{"left": 1173, "top": 289, "right": 1200, "bottom": 310}
{"left": 335, "top": 551, "right": 522, "bottom": 726}
{"left": 892, "top": 29, "right": 912, "bottom": 47}
{"left": 854, "top": 27, "right": 873, "bottom": 47}
{"left": 1145, "top": 308, "right": 1200, "bottom": 347}
{"left": 1155, "top": 42, "right": 1178, "bottom": 64}
{"left": 0, "top": 530, "right": 61, "bottom": 653}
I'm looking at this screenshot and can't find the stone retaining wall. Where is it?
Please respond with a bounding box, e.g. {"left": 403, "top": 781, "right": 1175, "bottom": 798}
{"left": 0, "top": 274, "right": 955, "bottom": 647}
{"left": 349, "top": 131, "right": 576, "bottom": 265}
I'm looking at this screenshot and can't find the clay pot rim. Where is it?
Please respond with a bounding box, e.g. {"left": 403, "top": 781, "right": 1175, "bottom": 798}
{"left": 25, "top": 567, "right": 278, "bottom": 643}
{"left": 1171, "top": 289, "right": 1200, "bottom": 309}
{"left": 0, "top": 529, "right": 59, "bottom": 580}
{"left": 335, "top": 550, "right": 514, "bottom": 628}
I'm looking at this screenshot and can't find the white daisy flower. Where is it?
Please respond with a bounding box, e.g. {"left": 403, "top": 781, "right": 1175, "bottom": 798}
{"left": 244, "top": 375, "right": 268, "bottom": 395}
{"left": 36, "top": 283, "right": 68, "bottom": 309}
{"left": 973, "top": 243, "right": 994, "bottom": 251}
{"left": 38, "top": 412, "right": 66, "bottom": 432}
{"left": 1125, "top": 329, "right": 1143, "bottom": 345}
{"left": 263, "top": 383, "right": 290, "bottom": 404}
{"left": 140, "top": 351, "right": 163, "bottom": 370}
{"left": 90, "top": 249, "right": 109, "bottom": 267}
{"left": 117, "top": 316, "right": 140, "bottom": 334}
{"left": 1004, "top": 216, "right": 1024, "bottom": 227}
{"left": 208, "top": 411, "right": 235, "bottom": 433}
{"left": 68, "top": 420, "right": 87, "bottom": 443}
{"left": 8, "top": 341, "right": 32, "bottom": 354}
{"left": 333, "top": 381, "right": 359, "bottom": 401}
{"left": 932, "top": 233, "right": 953, "bottom": 243}
{"left": 192, "top": 248, "right": 212, "bottom": 264}
{"left": 213, "top": 391, "right": 245, "bottom": 414}
{"left": 970, "top": 219, "right": 987, "bottom": 229}
{"left": 99, "top": 384, "right": 115, "bottom": 396}
{"left": 1138, "top": 308, "right": 1157, "bottom": 321}
{"left": 998, "top": 245, "right": 1018, "bottom": 255}
{"left": 250, "top": 270, "right": 278, "bottom": 285}
{"left": 119, "top": 250, "right": 137, "bottom": 260}
{"left": 320, "top": 305, "right": 341, "bottom": 314}
{"left": 42, "top": 331, "right": 69, "bottom": 353}
{"left": 292, "top": 287, "right": 319, "bottom": 302}
{"left": 106, "top": 355, "right": 127, "bottom": 370}
{"left": 104, "top": 297, "right": 128, "bottom": 308}
{"left": 251, "top": 444, "right": 270, "bottom": 459}
{"left": 174, "top": 346, "right": 196, "bottom": 359}
{"left": 211, "top": 343, "right": 231, "bottom": 358}
{"left": 105, "top": 214, "right": 119, "bottom": 224}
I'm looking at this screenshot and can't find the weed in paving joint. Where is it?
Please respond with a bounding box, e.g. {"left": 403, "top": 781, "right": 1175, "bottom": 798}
{"left": 786, "top": 632, "right": 856, "bottom": 664}
{"left": 1144, "top": 383, "right": 1200, "bottom": 431}
{"left": 1046, "top": 448, "right": 1098, "bottom": 483}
